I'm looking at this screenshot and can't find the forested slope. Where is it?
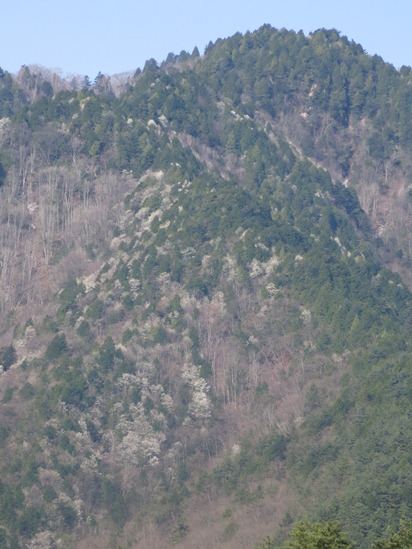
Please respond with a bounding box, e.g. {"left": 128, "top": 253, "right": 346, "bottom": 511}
{"left": 0, "top": 25, "right": 411, "bottom": 549}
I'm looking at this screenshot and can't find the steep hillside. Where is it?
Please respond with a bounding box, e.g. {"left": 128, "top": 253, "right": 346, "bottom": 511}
{"left": 0, "top": 25, "right": 412, "bottom": 549}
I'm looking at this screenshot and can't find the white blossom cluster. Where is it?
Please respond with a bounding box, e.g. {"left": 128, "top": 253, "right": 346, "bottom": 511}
{"left": 77, "top": 272, "right": 97, "bottom": 293}
{"left": 249, "top": 258, "right": 264, "bottom": 278}
{"left": 300, "top": 308, "right": 312, "bottom": 322}
{"left": 114, "top": 403, "right": 166, "bottom": 466}
{"left": 129, "top": 277, "right": 141, "bottom": 293}
{"left": 250, "top": 253, "right": 281, "bottom": 279}
{"left": 210, "top": 291, "right": 226, "bottom": 314}
{"left": 222, "top": 255, "right": 241, "bottom": 283}
{"left": 15, "top": 324, "right": 36, "bottom": 350}
{"left": 265, "top": 282, "right": 279, "bottom": 298}
{"left": 27, "top": 530, "right": 61, "bottom": 549}
{"left": 181, "top": 363, "right": 211, "bottom": 419}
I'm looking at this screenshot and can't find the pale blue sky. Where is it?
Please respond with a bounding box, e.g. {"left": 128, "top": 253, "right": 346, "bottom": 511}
{"left": 2, "top": 1, "right": 411, "bottom": 77}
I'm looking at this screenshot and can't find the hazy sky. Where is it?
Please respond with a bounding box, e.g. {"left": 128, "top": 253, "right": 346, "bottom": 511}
{"left": 2, "top": 0, "right": 411, "bottom": 77}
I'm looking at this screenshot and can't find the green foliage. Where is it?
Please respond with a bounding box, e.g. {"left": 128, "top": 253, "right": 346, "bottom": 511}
{"left": 204, "top": 431, "right": 288, "bottom": 498}
{"left": 257, "top": 520, "right": 412, "bottom": 549}
{"left": 18, "top": 383, "right": 35, "bottom": 400}
{"left": 59, "top": 371, "right": 88, "bottom": 408}
{"left": 58, "top": 278, "right": 84, "bottom": 316}
{"left": 76, "top": 319, "right": 93, "bottom": 340}
{"left": 281, "top": 520, "right": 355, "bottom": 549}
{"left": 97, "top": 336, "right": 123, "bottom": 372}
{"left": 257, "top": 432, "right": 288, "bottom": 463}
{"left": 58, "top": 501, "right": 77, "bottom": 529}
{"left": 151, "top": 324, "right": 168, "bottom": 344}
{"left": 0, "top": 426, "right": 9, "bottom": 449}
{"left": 86, "top": 298, "right": 105, "bottom": 320}
{"left": 45, "top": 333, "right": 69, "bottom": 361}
{"left": 255, "top": 537, "right": 277, "bottom": 549}
{"left": 372, "top": 519, "right": 412, "bottom": 549}
{"left": 0, "top": 528, "right": 7, "bottom": 548}
{"left": 43, "top": 485, "right": 57, "bottom": 503}
{"left": 18, "top": 505, "right": 43, "bottom": 538}
{"left": 0, "top": 480, "right": 23, "bottom": 529}
{"left": 102, "top": 477, "right": 129, "bottom": 527}
{"left": 0, "top": 345, "right": 16, "bottom": 371}
{"left": 85, "top": 418, "right": 101, "bottom": 443}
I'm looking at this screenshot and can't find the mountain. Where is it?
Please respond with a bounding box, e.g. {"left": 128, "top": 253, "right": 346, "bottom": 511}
{"left": 0, "top": 25, "right": 412, "bottom": 549}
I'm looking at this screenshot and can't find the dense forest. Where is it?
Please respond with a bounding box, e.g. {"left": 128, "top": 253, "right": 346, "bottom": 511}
{"left": 0, "top": 25, "right": 412, "bottom": 548}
